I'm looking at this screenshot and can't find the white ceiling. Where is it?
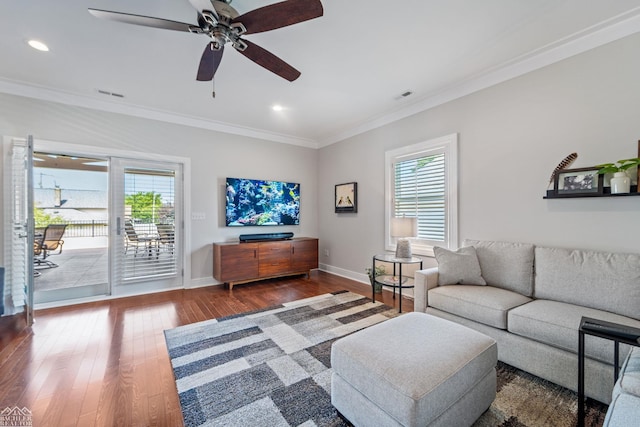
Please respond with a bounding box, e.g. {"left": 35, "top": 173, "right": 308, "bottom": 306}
{"left": 2, "top": 1, "right": 640, "bottom": 148}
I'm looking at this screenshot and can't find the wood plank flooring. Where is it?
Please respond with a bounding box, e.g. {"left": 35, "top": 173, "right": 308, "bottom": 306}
{"left": 0, "top": 271, "right": 412, "bottom": 426}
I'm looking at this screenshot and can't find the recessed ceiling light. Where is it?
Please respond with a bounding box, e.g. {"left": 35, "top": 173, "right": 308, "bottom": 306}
{"left": 28, "top": 40, "right": 49, "bottom": 52}
{"left": 272, "top": 105, "right": 284, "bottom": 112}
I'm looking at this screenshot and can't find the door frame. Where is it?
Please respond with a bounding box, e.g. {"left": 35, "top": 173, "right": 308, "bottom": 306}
{"left": 30, "top": 138, "right": 192, "bottom": 300}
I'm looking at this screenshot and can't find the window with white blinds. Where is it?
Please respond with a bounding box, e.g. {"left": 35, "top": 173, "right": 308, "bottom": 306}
{"left": 123, "top": 168, "right": 177, "bottom": 281}
{"left": 385, "top": 134, "right": 458, "bottom": 256}
{"left": 394, "top": 153, "right": 446, "bottom": 242}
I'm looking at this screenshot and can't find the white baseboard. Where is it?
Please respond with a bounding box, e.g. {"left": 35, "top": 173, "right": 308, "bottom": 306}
{"left": 319, "top": 263, "right": 415, "bottom": 299}
{"left": 188, "top": 277, "right": 221, "bottom": 289}
{"left": 319, "top": 263, "right": 369, "bottom": 284}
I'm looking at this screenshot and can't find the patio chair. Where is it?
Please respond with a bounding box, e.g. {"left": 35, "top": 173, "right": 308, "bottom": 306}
{"left": 156, "top": 224, "right": 175, "bottom": 255}
{"left": 124, "top": 221, "right": 153, "bottom": 257}
{"left": 34, "top": 224, "right": 67, "bottom": 268}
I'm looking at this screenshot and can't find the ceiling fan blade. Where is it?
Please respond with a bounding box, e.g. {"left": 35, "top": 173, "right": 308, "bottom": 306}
{"left": 88, "top": 8, "right": 194, "bottom": 32}
{"left": 232, "top": 0, "right": 323, "bottom": 35}
{"left": 237, "top": 39, "right": 301, "bottom": 82}
{"left": 197, "top": 42, "right": 224, "bottom": 81}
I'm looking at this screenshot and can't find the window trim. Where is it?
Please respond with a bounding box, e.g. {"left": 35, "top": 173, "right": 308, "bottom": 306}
{"left": 384, "top": 133, "right": 458, "bottom": 257}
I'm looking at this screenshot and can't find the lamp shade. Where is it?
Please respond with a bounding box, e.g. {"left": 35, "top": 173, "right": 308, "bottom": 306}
{"left": 390, "top": 217, "right": 418, "bottom": 238}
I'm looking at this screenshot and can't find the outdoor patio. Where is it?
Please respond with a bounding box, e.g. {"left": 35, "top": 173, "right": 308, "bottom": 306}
{"left": 34, "top": 236, "right": 108, "bottom": 292}
{"left": 34, "top": 237, "right": 175, "bottom": 294}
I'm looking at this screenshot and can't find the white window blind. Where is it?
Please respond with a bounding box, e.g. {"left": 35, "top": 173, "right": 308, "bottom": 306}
{"left": 123, "top": 168, "right": 177, "bottom": 281}
{"left": 385, "top": 134, "right": 458, "bottom": 256}
{"left": 394, "top": 153, "right": 446, "bottom": 242}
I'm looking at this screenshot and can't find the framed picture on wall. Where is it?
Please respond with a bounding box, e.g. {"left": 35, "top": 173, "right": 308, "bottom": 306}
{"left": 335, "top": 182, "right": 357, "bottom": 213}
{"left": 554, "top": 167, "right": 603, "bottom": 195}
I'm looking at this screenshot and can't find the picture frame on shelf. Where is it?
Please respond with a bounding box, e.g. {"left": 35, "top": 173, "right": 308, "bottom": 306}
{"left": 554, "top": 167, "right": 603, "bottom": 196}
{"left": 335, "top": 182, "right": 357, "bottom": 213}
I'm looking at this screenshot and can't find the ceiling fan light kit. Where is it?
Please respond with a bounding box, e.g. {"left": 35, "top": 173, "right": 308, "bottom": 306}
{"left": 88, "top": 0, "right": 323, "bottom": 95}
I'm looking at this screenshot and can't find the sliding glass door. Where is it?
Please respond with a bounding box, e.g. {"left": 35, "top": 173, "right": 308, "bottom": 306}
{"left": 6, "top": 139, "right": 186, "bottom": 307}
{"left": 110, "top": 158, "right": 183, "bottom": 293}
{"left": 32, "top": 152, "right": 109, "bottom": 304}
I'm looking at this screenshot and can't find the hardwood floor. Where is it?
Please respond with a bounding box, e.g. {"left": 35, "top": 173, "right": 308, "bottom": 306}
{"left": 0, "top": 271, "right": 412, "bottom": 426}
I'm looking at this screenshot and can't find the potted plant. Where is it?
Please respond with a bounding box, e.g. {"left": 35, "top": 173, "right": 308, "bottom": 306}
{"left": 596, "top": 158, "right": 640, "bottom": 194}
{"left": 365, "top": 265, "right": 386, "bottom": 293}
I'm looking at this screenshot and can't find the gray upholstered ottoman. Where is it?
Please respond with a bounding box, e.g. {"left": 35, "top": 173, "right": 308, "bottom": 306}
{"left": 331, "top": 312, "right": 497, "bottom": 427}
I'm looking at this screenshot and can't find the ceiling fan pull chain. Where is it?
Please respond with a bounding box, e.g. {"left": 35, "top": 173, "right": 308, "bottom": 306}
{"left": 212, "top": 78, "right": 216, "bottom": 98}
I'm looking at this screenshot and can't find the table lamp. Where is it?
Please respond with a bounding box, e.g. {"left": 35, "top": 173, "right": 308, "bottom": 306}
{"left": 390, "top": 217, "right": 418, "bottom": 258}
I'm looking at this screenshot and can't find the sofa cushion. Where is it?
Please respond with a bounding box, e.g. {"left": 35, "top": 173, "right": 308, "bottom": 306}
{"left": 434, "top": 246, "right": 486, "bottom": 286}
{"left": 603, "top": 393, "right": 640, "bottom": 427}
{"left": 606, "top": 348, "right": 640, "bottom": 426}
{"left": 508, "top": 299, "right": 640, "bottom": 364}
{"left": 617, "top": 347, "right": 640, "bottom": 398}
{"left": 429, "top": 285, "right": 531, "bottom": 329}
{"left": 534, "top": 246, "right": 640, "bottom": 321}
{"left": 463, "top": 239, "right": 535, "bottom": 297}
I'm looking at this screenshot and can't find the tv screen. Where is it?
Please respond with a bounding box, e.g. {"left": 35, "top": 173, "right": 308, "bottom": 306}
{"left": 226, "top": 177, "right": 300, "bottom": 226}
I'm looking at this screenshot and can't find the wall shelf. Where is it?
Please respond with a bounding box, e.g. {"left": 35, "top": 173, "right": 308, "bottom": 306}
{"left": 544, "top": 185, "right": 640, "bottom": 199}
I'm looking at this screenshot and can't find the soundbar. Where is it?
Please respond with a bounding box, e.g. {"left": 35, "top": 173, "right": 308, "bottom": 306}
{"left": 239, "top": 232, "right": 294, "bottom": 242}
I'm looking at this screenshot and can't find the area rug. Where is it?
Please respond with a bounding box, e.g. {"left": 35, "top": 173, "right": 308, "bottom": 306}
{"left": 164, "top": 291, "right": 607, "bottom": 427}
{"left": 475, "top": 363, "right": 607, "bottom": 427}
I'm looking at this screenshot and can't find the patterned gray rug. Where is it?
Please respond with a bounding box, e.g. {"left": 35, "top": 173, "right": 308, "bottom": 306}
{"left": 164, "top": 291, "right": 398, "bottom": 426}
{"left": 164, "top": 291, "right": 607, "bottom": 427}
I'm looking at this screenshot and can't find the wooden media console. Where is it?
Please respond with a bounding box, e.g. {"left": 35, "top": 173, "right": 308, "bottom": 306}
{"left": 213, "top": 237, "right": 318, "bottom": 289}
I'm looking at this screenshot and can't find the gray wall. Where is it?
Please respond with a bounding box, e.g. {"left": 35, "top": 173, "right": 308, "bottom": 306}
{"left": 318, "top": 32, "right": 640, "bottom": 281}
{"left": 0, "top": 94, "right": 319, "bottom": 283}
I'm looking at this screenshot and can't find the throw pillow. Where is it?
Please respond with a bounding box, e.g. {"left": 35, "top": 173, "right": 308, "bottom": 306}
{"left": 434, "top": 246, "right": 487, "bottom": 286}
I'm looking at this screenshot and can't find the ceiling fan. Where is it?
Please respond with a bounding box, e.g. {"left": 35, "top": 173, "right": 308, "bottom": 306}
{"left": 88, "top": 0, "right": 323, "bottom": 87}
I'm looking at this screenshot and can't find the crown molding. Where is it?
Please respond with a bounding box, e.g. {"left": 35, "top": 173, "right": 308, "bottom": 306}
{"left": 0, "top": 78, "right": 317, "bottom": 149}
{"left": 317, "top": 7, "right": 640, "bottom": 148}
{"left": 3, "top": 7, "right": 640, "bottom": 151}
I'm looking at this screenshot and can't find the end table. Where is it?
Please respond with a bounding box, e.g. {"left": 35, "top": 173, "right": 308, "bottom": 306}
{"left": 372, "top": 254, "right": 423, "bottom": 313}
{"left": 577, "top": 316, "right": 640, "bottom": 427}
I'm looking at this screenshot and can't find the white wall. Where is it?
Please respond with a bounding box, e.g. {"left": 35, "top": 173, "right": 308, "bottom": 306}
{"left": 2, "top": 32, "right": 640, "bottom": 293}
{"left": 319, "top": 32, "right": 640, "bottom": 281}
{"left": 0, "top": 94, "right": 319, "bottom": 284}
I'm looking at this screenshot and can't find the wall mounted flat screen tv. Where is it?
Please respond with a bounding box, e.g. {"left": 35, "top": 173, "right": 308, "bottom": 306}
{"left": 226, "top": 177, "right": 300, "bottom": 226}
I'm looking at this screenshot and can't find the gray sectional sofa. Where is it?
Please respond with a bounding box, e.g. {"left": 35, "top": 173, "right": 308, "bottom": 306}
{"left": 413, "top": 239, "right": 640, "bottom": 405}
